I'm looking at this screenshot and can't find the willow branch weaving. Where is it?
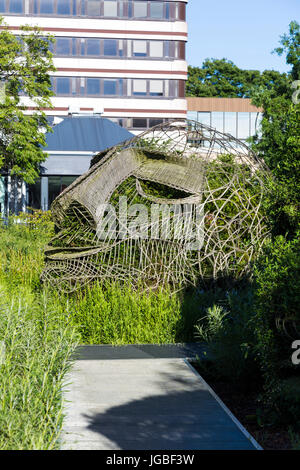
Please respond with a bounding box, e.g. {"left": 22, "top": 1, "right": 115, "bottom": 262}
{"left": 42, "top": 120, "right": 270, "bottom": 292}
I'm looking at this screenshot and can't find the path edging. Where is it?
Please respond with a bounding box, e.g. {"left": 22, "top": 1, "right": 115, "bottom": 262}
{"left": 184, "top": 359, "right": 263, "bottom": 451}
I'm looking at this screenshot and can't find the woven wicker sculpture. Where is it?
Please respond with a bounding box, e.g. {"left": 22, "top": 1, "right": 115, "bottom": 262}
{"left": 42, "top": 120, "right": 269, "bottom": 293}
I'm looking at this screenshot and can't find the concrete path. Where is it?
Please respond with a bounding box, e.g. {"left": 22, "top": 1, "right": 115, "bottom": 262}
{"left": 61, "top": 345, "right": 261, "bottom": 450}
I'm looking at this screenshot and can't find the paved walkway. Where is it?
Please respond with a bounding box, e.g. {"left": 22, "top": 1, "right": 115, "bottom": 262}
{"left": 61, "top": 345, "right": 261, "bottom": 450}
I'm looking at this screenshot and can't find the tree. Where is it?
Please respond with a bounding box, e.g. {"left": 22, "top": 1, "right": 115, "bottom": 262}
{"left": 186, "top": 58, "right": 287, "bottom": 98}
{"left": 251, "top": 21, "right": 300, "bottom": 238}
{"left": 0, "top": 18, "right": 55, "bottom": 184}
{"left": 274, "top": 20, "right": 300, "bottom": 80}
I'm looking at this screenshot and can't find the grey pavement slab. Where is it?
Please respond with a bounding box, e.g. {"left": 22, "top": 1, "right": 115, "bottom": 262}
{"left": 73, "top": 343, "right": 207, "bottom": 360}
{"left": 61, "top": 349, "right": 261, "bottom": 450}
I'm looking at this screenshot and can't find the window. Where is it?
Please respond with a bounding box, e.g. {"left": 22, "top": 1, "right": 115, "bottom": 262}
{"left": 150, "top": 2, "right": 164, "bottom": 18}
{"left": 103, "top": 0, "right": 118, "bottom": 16}
{"left": 57, "top": 0, "right": 71, "bottom": 15}
{"left": 40, "top": 35, "right": 54, "bottom": 53}
{"left": 224, "top": 112, "right": 237, "bottom": 138}
{"left": 250, "top": 112, "right": 261, "bottom": 136}
{"left": 118, "top": 40, "right": 124, "bottom": 57}
{"left": 0, "top": 0, "right": 5, "bottom": 12}
{"left": 48, "top": 176, "right": 76, "bottom": 206}
{"left": 104, "top": 39, "right": 117, "bottom": 56}
{"left": 48, "top": 176, "right": 61, "bottom": 205}
{"left": 104, "top": 79, "right": 117, "bottom": 95}
{"left": 50, "top": 76, "right": 54, "bottom": 91}
{"left": 8, "top": 0, "right": 23, "bottom": 13}
{"left": 80, "top": 77, "right": 85, "bottom": 94}
{"left": 51, "top": 77, "right": 173, "bottom": 99}
{"left": 178, "top": 41, "right": 185, "bottom": 59}
{"left": 133, "top": 80, "right": 147, "bottom": 96}
{"left": 86, "top": 39, "right": 101, "bottom": 55}
{"left": 149, "top": 41, "right": 163, "bottom": 57}
{"left": 149, "top": 118, "right": 163, "bottom": 127}
{"left": 164, "top": 41, "right": 170, "bottom": 57}
{"left": 80, "top": 38, "right": 85, "bottom": 55}
{"left": 56, "top": 77, "right": 70, "bottom": 95}
{"left": 133, "top": 1, "right": 147, "bottom": 18}
{"left": 197, "top": 112, "right": 211, "bottom": 127}
{"left": 39, "top": 0, "right": 54, "bottom": 14}
{"left": 87, "top": 0, "right": 100, "bottom": 15}
{"left": 169, "top": 80, "right": 178, "bottom": 97}
{"left": 86, "top": 78, "right": 100, "bottom": 95}
{"left": 132, "top": 118, "right": 147, "bottom": 128}
{"left": 237, "top": 112, "right": 250, "bottom": 139}
{"left": 165, "top": 1, "right": 169, "bottom": 19}
{"left": 72, "top": 37, "right": 77, "bottom": 55}
{"left": 28, "top": 178, "right": 41, "bottom": 210}
{"left": 211, "top": 112, "right": 224, "bottom": 133}
{"left": 28, "top": 0, "right": 182, "bottom": 20}
{"left": 71, "top": 77, "right": 77, "bottom": 94}
{"left": 56, "top": 38, "right": 71, "bottom": 55}
{"left": 149, "top": 80, "right": 163, "bottom": 96}
{"left": 133, "top": 41, "right": 147, "bottom": 57}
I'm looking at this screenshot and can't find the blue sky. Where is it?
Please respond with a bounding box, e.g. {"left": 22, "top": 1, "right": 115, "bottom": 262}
{"left": 186, "top": 0, "right": 299, "bottom": 72}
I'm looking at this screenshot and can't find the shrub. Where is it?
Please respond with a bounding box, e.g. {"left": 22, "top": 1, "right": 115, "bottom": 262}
{"left": 194, "top": 287, "right": 259, "bottom": 388}
{"left": 253, "top": 234, "right": 300, "bottom": 423}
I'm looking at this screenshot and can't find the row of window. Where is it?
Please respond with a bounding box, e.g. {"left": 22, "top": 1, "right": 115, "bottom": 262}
{"left": 0, "top": 0, "right": 186, "bottom": 20}
{"left": 50, "top": 76, "right": 184, "bottom": 98}
{"left": 187, "top": 111, "right": 262, "bottom": 140}
{"left": 47, "top": 115, "right": 169, "bottom": 129}
{"left": 44, "top": 37, "right": 185, "bottom": 60}
{"left": 109, "top": 116, "right": 171, "bottom": 128}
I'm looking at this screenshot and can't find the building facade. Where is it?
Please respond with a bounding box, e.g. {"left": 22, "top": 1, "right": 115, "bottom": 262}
{"left": 1, "top": 0, "right": 188, "bottom": 133}
{"left": 187, "top": 97, "right": 263, "bottom": 144}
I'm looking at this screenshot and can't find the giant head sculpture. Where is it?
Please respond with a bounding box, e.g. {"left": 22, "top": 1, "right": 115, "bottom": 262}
{"left": 42, "top": 120, "right": 269, "bottom": 292}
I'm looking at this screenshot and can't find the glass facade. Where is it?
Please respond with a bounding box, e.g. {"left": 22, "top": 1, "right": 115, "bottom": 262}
{"left": 40, "top": 37, "right": 185, "bottom": 60}
{"left": 28, "top": 175, "right": 77, "bottom": 211}
{"left": 0, "top": 0, "right": 186, "bottom": 21}
{"left": 109, "top": 116, "right": 170, "bottom": 129}
{"left": 188, "top": 111, "right": 262, "bottom": 141}
{"left": 50, "top": 76, "right": 181, "bottom": 98}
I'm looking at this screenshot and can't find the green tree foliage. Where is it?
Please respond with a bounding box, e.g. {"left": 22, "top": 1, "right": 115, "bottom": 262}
{"left": 0, "top": 18, "right": 55, "bottom": 183}
{"left": 186, "top": 58, "right": 288, "bottom": 98}
{"left": 251, "top": 22, "right": 300, "bottom": 424}
{"left": 251, "top": 21, "right": 300, "bottom": 238}
{"left": 274, "top": 20, "right": 300, "bottom": 80}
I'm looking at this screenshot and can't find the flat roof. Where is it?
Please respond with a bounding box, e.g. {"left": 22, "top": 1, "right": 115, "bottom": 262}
{"left": 187, "top": 97, "right": 263, "bottom": 113}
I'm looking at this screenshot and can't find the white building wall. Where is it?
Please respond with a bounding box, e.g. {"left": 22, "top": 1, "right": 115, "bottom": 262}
{"left": 2, "top": 1, "right": 188, "bottom": 128}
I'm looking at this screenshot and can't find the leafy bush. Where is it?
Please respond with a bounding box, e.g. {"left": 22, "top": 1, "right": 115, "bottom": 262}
{"left": 276, "top": 377, "right": 300, "bottom": 427}
{"left": 254, "top": 235, "right": 300, "bottom": 376}
{"left": 194, "top": 287, "right": 259, "bottom": 388}
{"left": 253, "top": 235, "right": 300, "bottom": 424}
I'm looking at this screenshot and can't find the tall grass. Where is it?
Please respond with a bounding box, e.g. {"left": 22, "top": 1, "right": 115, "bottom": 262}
{"left": 57, "top": 282, "right": 182, "bottom": 345}
{"left": 0, "top": 214, "right": 79, "bottom": 449}
{"left": 0, "top": 214, "right": 204, "bottom": 448}
{"left": 0, "top": 286, "right": 79, "bottom": 450}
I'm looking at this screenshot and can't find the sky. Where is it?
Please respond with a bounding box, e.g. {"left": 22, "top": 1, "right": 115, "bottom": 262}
{"left": 186, "top": 0, "right": 299, "bottom": 72}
